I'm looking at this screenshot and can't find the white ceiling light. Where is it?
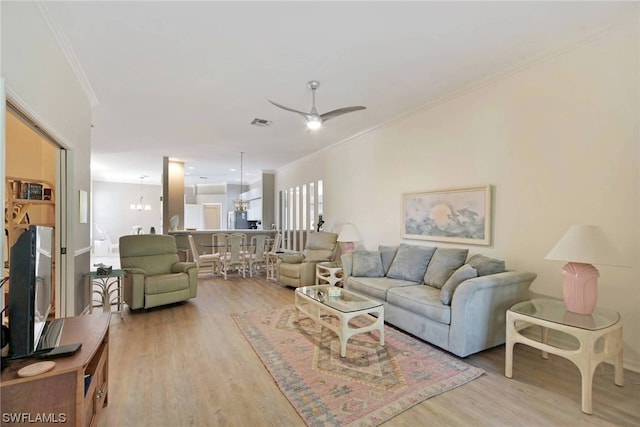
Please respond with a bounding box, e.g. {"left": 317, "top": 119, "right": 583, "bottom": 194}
{"left": 306, "top": 117, "right": 322, "bottom": 130}
{"left": 130, "top": 175, "right": 151, "bottom": 211}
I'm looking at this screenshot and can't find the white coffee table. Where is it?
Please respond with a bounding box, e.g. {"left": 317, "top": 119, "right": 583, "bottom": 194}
{"left": 505, "top": 298, "right": 623, "bottom": 414}
{"left": 294, "top": 285, "right": 384, "bottom": 357}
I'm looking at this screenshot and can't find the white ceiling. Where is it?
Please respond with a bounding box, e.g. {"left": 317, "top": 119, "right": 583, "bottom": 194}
{"left": 44, "top": 1, "right": 633, "bottom": 186}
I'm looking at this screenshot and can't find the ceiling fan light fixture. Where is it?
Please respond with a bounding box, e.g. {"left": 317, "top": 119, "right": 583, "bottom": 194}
{"left": 306, "top": 117, "right": 322, "bottom": 130}
{"left": 269, "top": 80, "right": 366, "bottom": 130}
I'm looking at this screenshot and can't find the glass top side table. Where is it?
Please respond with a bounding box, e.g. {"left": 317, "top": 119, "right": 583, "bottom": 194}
{"left": 505, "top": 298, "right": 623, "bottom": 414}
{"left": 510, "top": 298, "right": 620, "bottom": 330}
{"left": 85, "top": 269, "right": 125, "bottom": 318}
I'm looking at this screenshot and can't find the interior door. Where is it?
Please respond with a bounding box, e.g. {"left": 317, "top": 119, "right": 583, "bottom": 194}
{"left": 203, "top": 204, "right": 221, "bottom": 229}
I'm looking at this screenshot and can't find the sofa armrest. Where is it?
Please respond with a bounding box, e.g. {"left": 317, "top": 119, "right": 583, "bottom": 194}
{"left": 280, "top": 254, "right": 305, "bottom": 264}
{"left": 172, "top": 262, "right": 197, "bottom": 274}
{"left": 122, "top": 269, "right": 146, "bottom": 309}
{"left": 449, "top": 271, "right": 537, "bottom": 357}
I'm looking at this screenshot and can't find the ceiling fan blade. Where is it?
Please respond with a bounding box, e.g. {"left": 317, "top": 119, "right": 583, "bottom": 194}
{"left": 320, "top": 106, "right": 366, "bottom": 122}
{"left": 268, "top": 100, "right": 310, "bottom": 118}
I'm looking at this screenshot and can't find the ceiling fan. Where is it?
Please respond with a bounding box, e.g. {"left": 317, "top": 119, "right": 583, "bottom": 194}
{"left": 268, "top": 80, "right": 366, "bottom": 130}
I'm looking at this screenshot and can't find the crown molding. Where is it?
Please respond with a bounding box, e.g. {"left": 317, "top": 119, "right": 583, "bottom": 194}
{"left": 37, "top": 1, "right": 100, "bottom": 108}
{"left": 6, "top": 87, "right": 72, "bottom": 149}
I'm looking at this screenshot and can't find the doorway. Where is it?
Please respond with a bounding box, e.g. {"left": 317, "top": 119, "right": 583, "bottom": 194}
{"left": 203, "top": 204, "right": 221, "bottom": 229}
{"left": 5, "top": 105, "right": 67, "bottom": 317}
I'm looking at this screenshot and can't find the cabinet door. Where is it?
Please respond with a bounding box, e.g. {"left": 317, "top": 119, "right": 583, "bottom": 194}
{"left": 84, "top": 342, "right": 108, "bottom": 427}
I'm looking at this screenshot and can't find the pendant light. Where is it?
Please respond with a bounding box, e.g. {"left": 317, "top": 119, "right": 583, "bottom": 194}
{"left": 234, "top": 152, "right": 247, "bottom": 212}
{"left": 130, "top": 176, "right": 151, "bottom": 211}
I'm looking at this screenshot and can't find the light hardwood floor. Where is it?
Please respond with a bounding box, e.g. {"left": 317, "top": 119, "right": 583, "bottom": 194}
{"left": 97, "top": 275, "right": 640, "bottom": 427}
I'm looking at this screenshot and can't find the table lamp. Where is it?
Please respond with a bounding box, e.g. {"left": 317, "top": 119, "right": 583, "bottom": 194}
{"left": 337, "top": 223, "right": 361, "bottom": 255}
{"left": 545, "top": 225, "right": 623, "bottom": 314}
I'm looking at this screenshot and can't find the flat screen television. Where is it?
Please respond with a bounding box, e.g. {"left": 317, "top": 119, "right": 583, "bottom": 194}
{"left": 8, "top": 225, "right": 54, "bottom": 358}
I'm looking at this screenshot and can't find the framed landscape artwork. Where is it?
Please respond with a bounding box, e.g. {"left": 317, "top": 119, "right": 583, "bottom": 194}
{"left": 402, "top": 185, "right": 492, "bottom": 245}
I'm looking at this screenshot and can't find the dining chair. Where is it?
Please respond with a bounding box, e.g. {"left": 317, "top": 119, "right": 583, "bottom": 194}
{"left": 187, "top": 234, "right": 219, "bottom": 276}
{"left": 104, "top": 232, "right": 120, "bottom": 256}
{"left": 212, "top": 233, "right": 230, "bottom": 258}
{"left": 266, "top": 233, "right": 282, "bottom": 282}
{"left": 246, "top": 235, "right": 268, "bottom": 277}
{"left": 219, "top": 232, "right": 247, "bottom": 279}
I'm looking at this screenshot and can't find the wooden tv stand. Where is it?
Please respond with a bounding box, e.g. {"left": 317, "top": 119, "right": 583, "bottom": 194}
{"left": 1, "top": 313, "right": 110, "bottom": 426}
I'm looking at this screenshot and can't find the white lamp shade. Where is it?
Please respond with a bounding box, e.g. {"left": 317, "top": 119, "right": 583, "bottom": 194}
{"left": 545, "top": 225, "right": 624, "bottom": 267}
{"left": 337, "top": 223, "right": 361, "bottom": 242}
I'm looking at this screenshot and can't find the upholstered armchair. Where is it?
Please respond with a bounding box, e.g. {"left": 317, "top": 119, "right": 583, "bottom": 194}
{"left": 277, "top": 232, "right": 338, "bottom": 287}
{"left": 119, "top": 235, "right": 198, "bottom": 309}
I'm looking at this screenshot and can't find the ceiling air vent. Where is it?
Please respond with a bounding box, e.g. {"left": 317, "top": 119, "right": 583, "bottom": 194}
{"left": 250, "top": 118, "right": 272, "bottom": 127}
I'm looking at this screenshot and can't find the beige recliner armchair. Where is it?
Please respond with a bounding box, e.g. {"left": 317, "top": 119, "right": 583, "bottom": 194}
{"left": 277, "top": 232, "right": 338, "bottom": 287}
{"left": 120, "top": 235, "right": 198, "bottom": 309}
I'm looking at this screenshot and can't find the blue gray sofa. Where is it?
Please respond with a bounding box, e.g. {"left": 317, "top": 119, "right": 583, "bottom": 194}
{"left": 341, "top": 244, "right": 537, "bottom": 357}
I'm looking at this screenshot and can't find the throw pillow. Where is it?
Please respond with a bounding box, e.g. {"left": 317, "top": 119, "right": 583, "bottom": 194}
{"left": 352, "top": 251, "right": 385, "bottom": 277}
{"left": 440, "top": 264, "right": 478, "bottom": 305}
{"left": 386, "top": 244, "right": 436, "bottom": 283}
{"left": 467, "top": 254, "right": 506, "bottom": 276}
{"left": 423, "top": 248, "right": 469, "bottom": 289}
{"left": 379, "top": 245, "right": 398, "bottom": 274}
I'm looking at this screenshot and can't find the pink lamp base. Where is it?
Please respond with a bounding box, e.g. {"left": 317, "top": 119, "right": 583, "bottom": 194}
{"left": 343, "top": 242, "right": 355, "bottom": 255}
{"left": 561, "top": 262, "right": 600, "bottom": 314}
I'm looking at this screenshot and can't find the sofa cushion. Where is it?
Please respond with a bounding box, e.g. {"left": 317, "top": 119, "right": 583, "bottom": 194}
{"left": 423, "top": 248, "right": 469, "bottom": 289}
{"left": 379, "top": 245, "right": 398, "bottom": 274}
{"left": 145, "top": 273, "right": 189, "bottom": 295}
{"left": 352, "top": 251, "right": 385, "bottom": 277}
{"left": 302, "top": 232, "right": 338, "bottom": 261}
{"left": 346, "top": 276, "right": 417, "bottom": 301}
{"left": 121, "top": 254, "right": 179, "bottom": 276}
{"left": 386, "top": 244, "right": 436, "bottom": 283}
{"left": 467, "top": 254, "right": 506, "bottom": 276}
{"left": 387, "top": 285, "right": 451, "bottom": 324}
{"left": 440, "top": 264, "right": 478, "bottom": 305}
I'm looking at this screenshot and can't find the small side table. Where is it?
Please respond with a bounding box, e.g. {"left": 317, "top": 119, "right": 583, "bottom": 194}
{"left": 505, "top": 298, "right": 623, "bottom": 414}
{"left": 85, "top": 269, "right": 125, "bottom": 318}
{"left": 316, "top": 262, "right": 344, "bottom": 287}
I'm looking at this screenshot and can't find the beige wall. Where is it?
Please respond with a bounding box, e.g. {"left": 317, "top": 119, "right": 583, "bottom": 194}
{"left": 276, "top": 20, "right": 640, "bottom": 370}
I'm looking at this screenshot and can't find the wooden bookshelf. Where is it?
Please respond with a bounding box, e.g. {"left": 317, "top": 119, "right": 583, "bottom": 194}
{"left": 5, "top": 177, "right": 55, "bottom": 249}
{"left": 4, "top": 177, "right": 56, "bottom": 314}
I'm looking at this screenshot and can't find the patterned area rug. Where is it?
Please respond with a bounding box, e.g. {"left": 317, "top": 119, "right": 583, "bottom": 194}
{"left": 232, "top": 305, "right": 484, "bottom": 426}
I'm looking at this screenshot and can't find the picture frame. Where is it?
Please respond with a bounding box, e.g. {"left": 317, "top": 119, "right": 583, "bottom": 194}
{"left": 402, "top": 185, "right": 492, "bottom": 245}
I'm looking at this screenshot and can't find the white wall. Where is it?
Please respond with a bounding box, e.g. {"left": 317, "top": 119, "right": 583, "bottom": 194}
{"left": 2, "top": 2, "right": 92, "bottom": 316}
{"left": 276, "top": 20, "right": 640, "bottom": 370}
{"left": 92, "top": 180, "right": 162, "bottom": 242}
